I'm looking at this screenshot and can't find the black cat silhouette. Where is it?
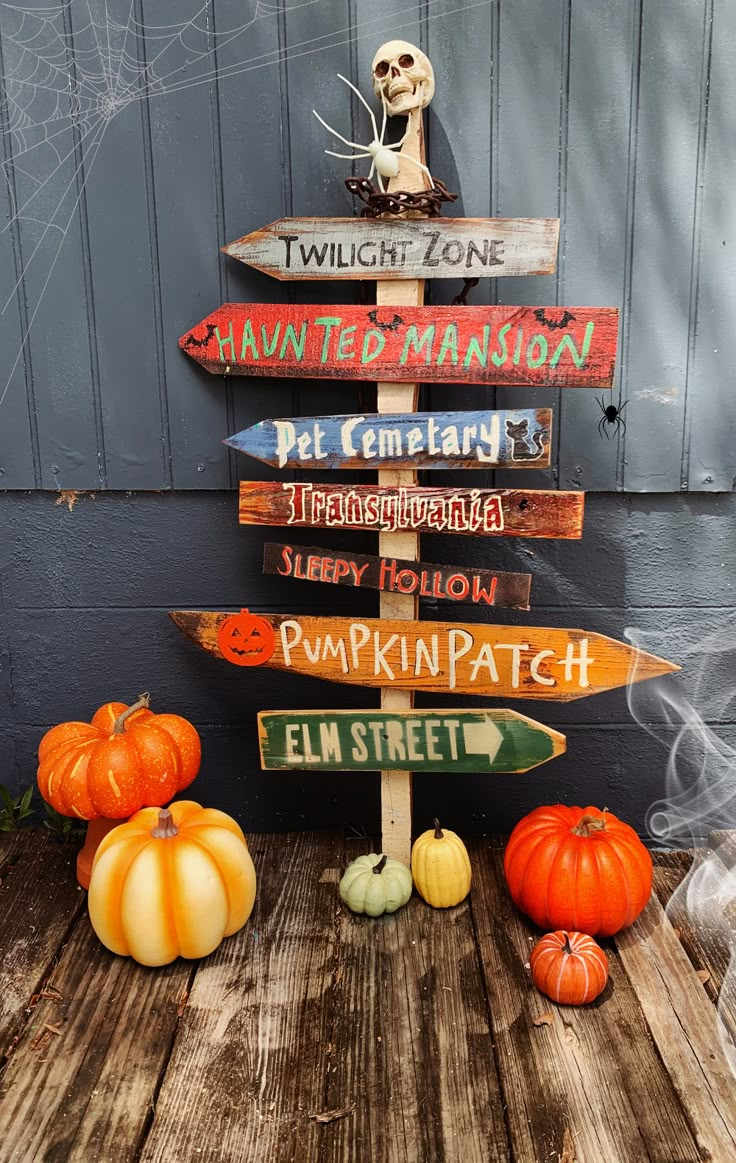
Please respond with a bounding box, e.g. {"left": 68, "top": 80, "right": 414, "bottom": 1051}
{"left": 505, "top": 418, "right": 548, "bottom": 461}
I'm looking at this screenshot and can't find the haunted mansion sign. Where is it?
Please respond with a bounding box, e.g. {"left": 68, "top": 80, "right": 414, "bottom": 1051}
{"left": 181, "top": 303, "right": 618, "bottom": 387}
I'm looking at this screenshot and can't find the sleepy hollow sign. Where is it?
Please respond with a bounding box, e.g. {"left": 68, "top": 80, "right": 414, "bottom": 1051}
{"left": 180, "top": 303, "right": 618, "bottom": 389}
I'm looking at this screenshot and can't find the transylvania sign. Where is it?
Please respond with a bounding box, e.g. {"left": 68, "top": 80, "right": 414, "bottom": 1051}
{"left": 226, "top": 407, "right": 551, "bottom": 470}
{"left": 257, "top": 709, "right": 566, "bottom": 774}
{"left": 180, "top": 303, "right": 618, "bottom": 388}
{"left": 170, "top": 611, "right": 679, "bottom": 701}
{"left": 240, "top": 482, "right": 584, "bottom": 539}
{"left": 262, "top": 543, "right": 532, "bottom": 609}
{"left": 223, "top": 217, "right": 560, "bottom": 280}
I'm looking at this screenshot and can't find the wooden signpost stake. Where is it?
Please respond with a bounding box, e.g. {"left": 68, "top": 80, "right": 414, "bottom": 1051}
{"left": 222, "top": 216, "right": 560, "bottom": 280}
{"left": 262, "top": 543, "right": 533, "bottom": 609}
{"left": 225, "top": 406, "right": 552, "bottom": 471}
{"left": 376, "top": 101, "right": 429, "bottom": 864}
{"left": 257, "top": 709, "right": 566, "bottom": 774}
{"left": 170, "top": 610, "right": 680, "bottom": 702}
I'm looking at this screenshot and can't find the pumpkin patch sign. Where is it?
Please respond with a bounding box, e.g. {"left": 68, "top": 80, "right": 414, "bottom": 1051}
{"left": 171, "top": 611, "right": 678, "bottom": 701}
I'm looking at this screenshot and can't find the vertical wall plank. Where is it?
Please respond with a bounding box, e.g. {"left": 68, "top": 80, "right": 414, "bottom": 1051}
{"left": 215, "top": 0, "right": 293, "bottom": 479}
{"left": 77, "top": 0, "right": 168, "bottom": 489}
{"left": 621, "top": 0, "right": 709, "bottom": 491}
{"left": 0, "top": 5, "right": 102, "bottom": 489}
{"left": 283, "top": 0, "right": 361, "bottom": 427}
{"left": 556, "top": 0, "right": 640, "bottom": 491}
{"left": 684, "top": 0, "right": 733, "bottom": 491}
{"left": 139, "top": 0, "right": 231, "bottom": 488}
{"left": 426, "top": 0, "right": 496, "bottom": 489}
{"left": 492, "top": 0, "right": 566, "bottom": 494}
{"left": 0, "top": 57, "right": 37, "bottom": 489}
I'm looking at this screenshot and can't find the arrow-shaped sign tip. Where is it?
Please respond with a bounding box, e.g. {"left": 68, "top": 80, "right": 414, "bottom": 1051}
{"left": 462, "top": 718, "right": 504, "bottom": 765}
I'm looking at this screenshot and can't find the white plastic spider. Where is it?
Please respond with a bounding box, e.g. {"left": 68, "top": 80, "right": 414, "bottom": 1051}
{"left": 313, "top": 74, "right": 433, "bottom": 192}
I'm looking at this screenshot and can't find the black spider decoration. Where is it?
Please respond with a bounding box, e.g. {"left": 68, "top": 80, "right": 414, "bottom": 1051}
{"left": 596, "top": 395, "right": 627, "bottom": 438}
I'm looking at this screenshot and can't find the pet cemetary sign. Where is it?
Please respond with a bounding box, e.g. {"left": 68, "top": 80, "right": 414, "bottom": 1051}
{"left": 174, "top": 41, "right": 677, "bottom": 862}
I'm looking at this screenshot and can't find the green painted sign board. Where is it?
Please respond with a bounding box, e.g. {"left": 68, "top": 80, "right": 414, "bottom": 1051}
{"left": 257, "top": 709, "right": 566, "bottom": 774}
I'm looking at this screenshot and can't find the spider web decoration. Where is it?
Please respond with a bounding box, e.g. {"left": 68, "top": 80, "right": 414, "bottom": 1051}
{"left": 0, "top": 0, "right": 493, "bottom": 410}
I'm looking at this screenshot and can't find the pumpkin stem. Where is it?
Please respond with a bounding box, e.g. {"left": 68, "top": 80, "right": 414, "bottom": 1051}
{"left": 113, "top": 692, "right": 151, "bottom": 735}
{"left": 562, "top": 932, "right": 574, "bottom": 955}
{"left": 433, "top": 818, "right": 444, "bottom": 839}
{"left": 151, "top": 808, "right": 179, "bottom": 839}
{"left": 373, "top": 854, "right": 388, "bottom": 874}
{"left": 572, "top": 812, "right": 607, "bottom": 837}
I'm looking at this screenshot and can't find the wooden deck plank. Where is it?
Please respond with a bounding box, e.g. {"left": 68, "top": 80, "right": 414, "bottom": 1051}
{"left": 653, "top": 849, "right": 731, "bottom": 1005}
{"left": 0, "top": 906, "right": 191, "bottom": 1161}
{"left": 319, "top": 840, "right": 510, "bottom": 1163}
{"left": 468, "top": 841, "right": 701, "bottom": 1163}
{"left": 616, "top": 889, "right": 736, "bottom": 1159}
{"left": 140, "top": 832, "right": 341, "bottom": 1163}
{"left": 0, "top": 830, "right": 84, "bottom": 1063}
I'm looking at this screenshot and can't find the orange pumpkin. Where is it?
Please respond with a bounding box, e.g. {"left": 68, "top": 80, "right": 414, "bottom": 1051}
{"left": 37, "top": 693, "right": 201, "bottom": 820}
{"left": 88, "top": 801, "right": 257, "bottom": 966}
{"left": 530, "top": 931, "right": 609, "bottom": 1005}
{"left": 504, "top": 805, "right": 653, "bottom": 937}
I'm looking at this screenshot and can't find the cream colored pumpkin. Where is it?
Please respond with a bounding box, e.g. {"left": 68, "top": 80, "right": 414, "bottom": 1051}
{"left": 411, "top": 819, "right": 471, "bottom": 907}
{"left": 88, "top": 800, "right": 256, "bottom": 966}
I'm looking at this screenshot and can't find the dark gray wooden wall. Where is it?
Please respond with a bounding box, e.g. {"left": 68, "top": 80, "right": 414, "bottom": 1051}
{"left": 1, "top": 2, "right": 734, "bottom": 842}
{"left": 1, "top": 0, "right": 733, "bottom": 491}
{"left": 1, "top": 490, "right": 734, "bottom": 840}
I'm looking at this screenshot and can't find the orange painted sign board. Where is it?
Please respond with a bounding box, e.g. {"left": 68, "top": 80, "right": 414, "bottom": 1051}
{"left": 170, "top": 611, "right": 679, "bottom": 702}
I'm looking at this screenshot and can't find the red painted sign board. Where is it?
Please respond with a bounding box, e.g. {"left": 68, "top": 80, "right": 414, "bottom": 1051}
{"left": 180, "top": 303, "right": 618, "bottom": 388}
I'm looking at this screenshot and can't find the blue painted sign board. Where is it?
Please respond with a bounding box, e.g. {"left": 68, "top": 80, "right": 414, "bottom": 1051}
{"left": 225, "top": 408, "right": 552, "bottom": 470}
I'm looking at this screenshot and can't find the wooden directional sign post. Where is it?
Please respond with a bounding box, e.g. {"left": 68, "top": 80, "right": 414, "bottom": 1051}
{"left": 262, "top": 543, "right": 532, "bottom": 609}
{"left": 174, "top": 47, "right": 649, "bottom": 866}
{"left": 170, "top": 611, "right": 680, "bottom": 702}
{"left": 223, "top": 217, "right": 560, "bottom": 280}
{"left": 226, "top": 407, "right": 552, "bottom": 470}
{"left": 257, "top": 710, "right": 566, "bottom": 774}
{"left": 180, "top": 302, "right": 618, "bottom": 389}
{"left": 239, "top": 481, "right": 584, "bottom": 539}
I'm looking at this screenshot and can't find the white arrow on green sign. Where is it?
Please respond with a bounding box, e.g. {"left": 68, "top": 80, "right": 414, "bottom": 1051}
{"left": 257, "top": 709, "right": 566, "bottom": 774}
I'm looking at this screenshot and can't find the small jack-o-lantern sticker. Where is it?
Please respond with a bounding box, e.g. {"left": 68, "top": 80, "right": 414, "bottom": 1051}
{"left": 218, "top": 608, "right": 276, "bottom": 667}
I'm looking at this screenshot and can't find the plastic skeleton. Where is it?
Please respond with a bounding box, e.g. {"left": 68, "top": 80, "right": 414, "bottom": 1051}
{"left": 313, "top": 74, "right": 433, "bottom": 192}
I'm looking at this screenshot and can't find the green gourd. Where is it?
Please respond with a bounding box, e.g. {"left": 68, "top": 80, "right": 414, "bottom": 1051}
{"left": 339, "top": 853, "right": 413, "bottom": 917}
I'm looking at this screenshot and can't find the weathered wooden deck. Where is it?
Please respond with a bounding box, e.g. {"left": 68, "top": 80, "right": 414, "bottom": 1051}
{"left": 1, "top": 829, "right": 735, "bottom": 1162}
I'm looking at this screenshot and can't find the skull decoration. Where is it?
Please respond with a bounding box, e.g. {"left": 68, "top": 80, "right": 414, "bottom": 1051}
{"left": 218, "top": 609, "right": 276, "bottom": 667}
{"left": 371, "top": 40, "right": 435, "bottom": 116}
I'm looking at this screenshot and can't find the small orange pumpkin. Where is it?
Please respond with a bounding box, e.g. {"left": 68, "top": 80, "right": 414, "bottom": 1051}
{"left": 530, "top": 930, "right": 609, "bottom": 1005}
{"left": 37, "top": 693, "right": 201, "bottom": 820}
